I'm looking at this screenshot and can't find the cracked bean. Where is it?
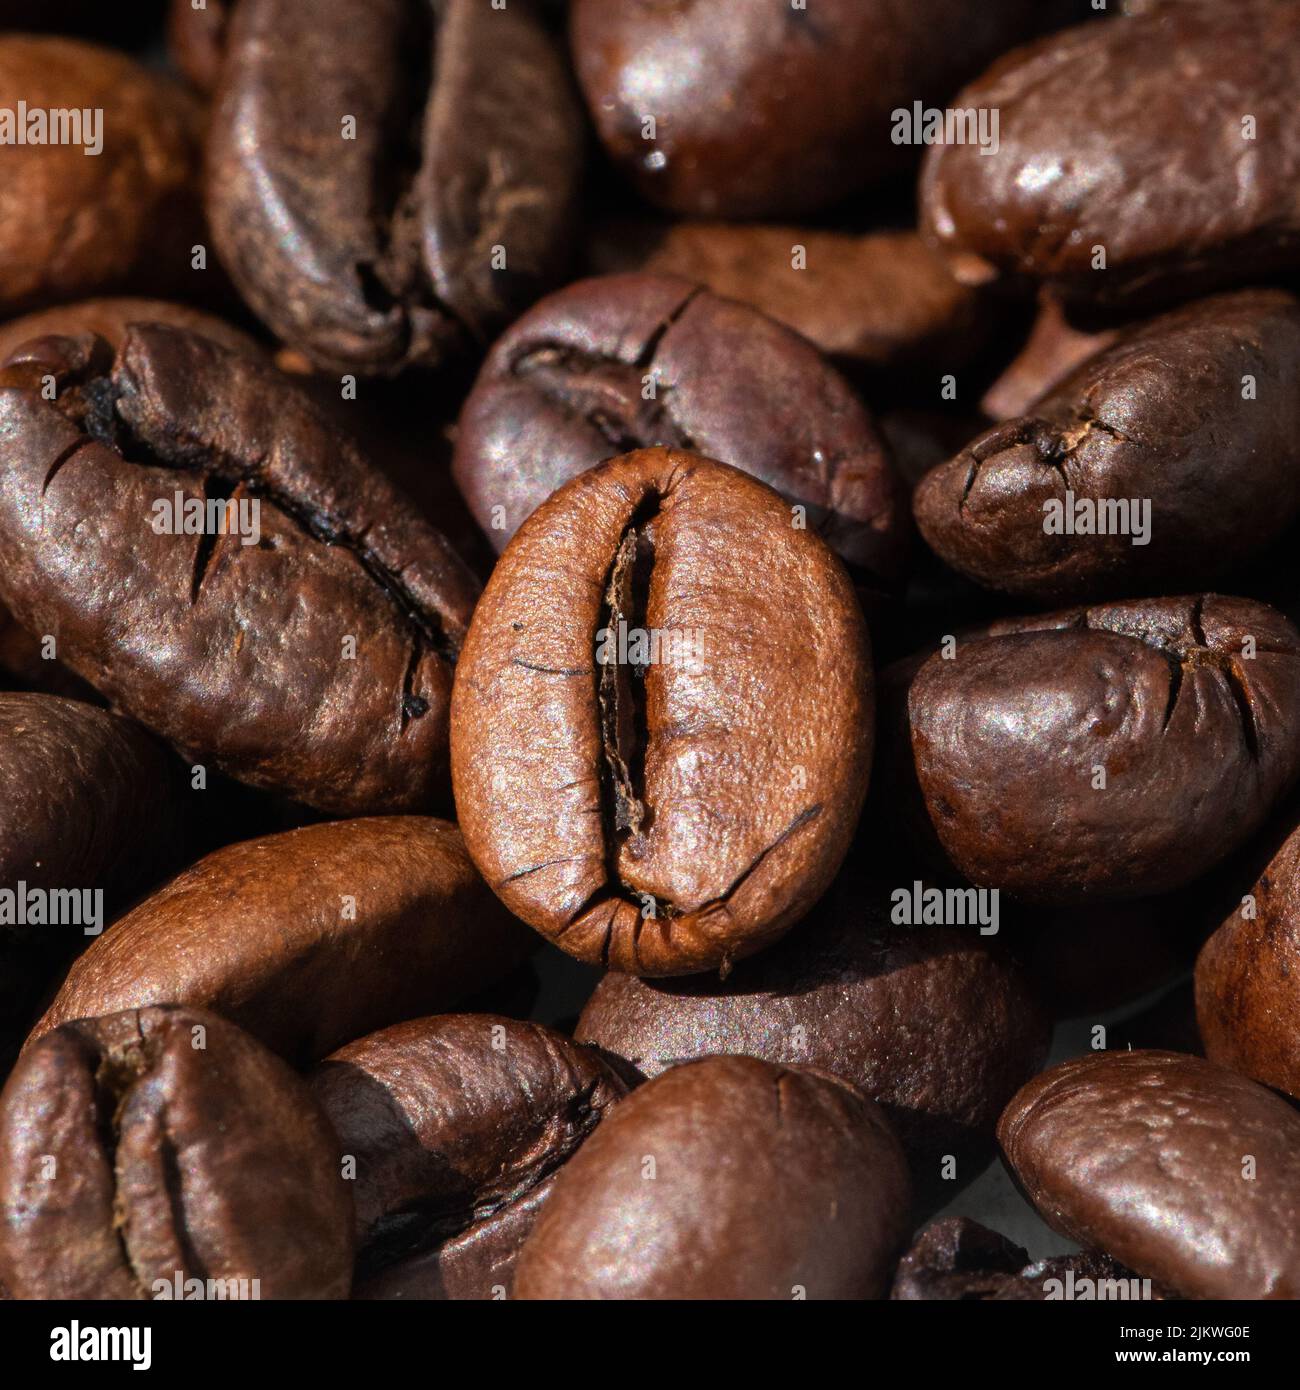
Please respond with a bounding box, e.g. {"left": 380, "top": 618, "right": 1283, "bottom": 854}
{"left": 311, "top": 1014, "right": 627, "bottom": 1299}
{"left": 0, "top": 324, "right": 479, "bottom": 814}
{"left": 904, "top": 595, "right": 1300, "bottom": 902}
{"left": 915, "top": 290, "right": 1300, "bottom": 602}
{"left": 513, "top": 1056, "right": 911, "bottom": 1300}
{"left": 206, "top": 0, "right": 584, "bottom": 375}
{"left": 453, "top": 273, "right": 906, "bottom": 591}
{"left": 450, "top": 447, "right": 872, "bottom": 977}
{"left": 0, "top": 1004, "right": 354, "bottom": 1299}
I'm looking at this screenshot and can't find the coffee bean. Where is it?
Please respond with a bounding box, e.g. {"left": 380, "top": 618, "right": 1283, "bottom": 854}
{"left": 0, "top": 323, "right": 480, "bottom": 813}
{"left": 905, "top": 595, "right": 1300, "bottom": 901}
{"left": 167, "top": 0, "right": 231, "bottom": 92}
{"left": 998, "top": 1049, "right": 1300, "bottom": 1299}
{"left": 0, "top": 37, "right": 203, "bottom": 316}
{"left": 915, "top": 291, "right": 1300, "bottom": 601}
{"left": 453, "top": 273, "right": 906, "bottom": 585}
{"left": 30, "top": 818, "right": 532, "bottom": 1065}
{"left": 921, "top": 0, "right": 1300, "bottom": 305}
{"left": 451, "top": 447, "right": 872, "bottom": 976}
{"left": 513, "top": 1055, "right": 910, "bottom": 1300}
{"left": 1196, "top": 812, "right": 1300, "bottom": 1101}
{"left": 0, "top": 301, "right": 268, "bottom": 696}
{"left": 354, "top": 1180, "right": 553, "bottom": 1301}
{"left": 0, "top": 693, "right": 179, "bottom": 907}
{"left": 980, "top": 293, "right": 1121, "bottom": 422}
{"left": 570, "top": 0, "right": 1051, "bottom": 218}
{"left": 0, "top": 693, "right": 181, "bottom": 1068}
{"left": 207, "top": 0, "right": 584, "bottom": 375}
{"left": 584, "top": 223, "right": 989, "bottom": 376}
{"left": 0, "top": 1004, "right": 353, "bottom": 1299}
{"left": 890, "top": 1217, "right": 1167, "bottom": 1301}
{"left": 0, "top": 296, "right": 266, "bottom": 367}
{"left": 575, "top": 872, "right": 1049, "bottom": 1183}
{"left": 310, "top": 1013, "right": 626, "bottom": 1297}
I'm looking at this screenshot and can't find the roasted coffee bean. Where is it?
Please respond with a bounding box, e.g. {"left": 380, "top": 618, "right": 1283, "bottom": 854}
{"left": 1196, "top": 814, "right": 1300, "bottom": 1101}
{"left": 585, "top": 223, "right": 988, "bottom": 375}
{"left": 921, "top": 1, "right": 1300, "bottom": 306}
{"left": 575, "top": 873, "right": 1049, "bottom": 1180}
{"left": 0, "top": 323, "right": 480, "bottom": 813}
{"left": 998, "top": 1049, "right": 1300, "bottom": 1299}
{"left": 0, "top": 610, "right": 95, "bottom": 702}
{"left": 310, "top": 1014, "right": 627, "bottom": 1296}
{"left": 0, "top": 1005, "right": 353, "bottom": 1299}
{"left": 207, "top": 0, "right": 583, "bottom": 375}
{"left": 890, "top": 1217, "right": 1166, "bottom": 1301}
{"left": 0, "top": 297, "right": 265, "bottom": 367}
{"left": 453, "top": 274, "right": 905, "bottom": 584}
{"left": 31, "top": 818, "right": 533, "bottom": 1065}
{"left": 354, "top": 1180, "right": 555, "bottom": 1300}
{"left": 0, "top": 693, "right": 180, "bottom": 1069}
{"left": 514, "top": 1055, "right": 910, "bottom": 1300}
{"left": 167, "top": 0, "right": 232, "bottom": 92}
{"left": 451, "top": 447, "right": 872, "bottom": 977}
{"left": 905, "top": 596, "right": 1300, "bottom": 902}
{"left": 880, "top": 410, "right": 986, "bottom": 495}
{"left": 0, "top": 301, "right": 265, "bottom": 696}
{"left": 980, "top": 293, "right": 1121, "bottom": 422}
{"left": 915, "top": 291, "right": 1300, "bottom": 602}
{"left": 570, "top": 0, "right": 1050, "bottom": 219}
{"left": 0, "top": 693, "right": 178, "bottom": 908}
{"left": 0, "top": 38, "right": 203, "bottom": 317}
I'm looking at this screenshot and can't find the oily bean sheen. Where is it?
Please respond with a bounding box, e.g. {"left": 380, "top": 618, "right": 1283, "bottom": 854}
{"left": 453, "top": 273, "right": 905, "bottom": 584}
{"left": 0, "top": 324, "right": 480, "bottom": 814}
{"left": 0, "top": 38, "right": 203, "bottom": 317}
{"left": 311, "top": 1014, "right": 627, "bottom": 1297}
{"left": 450, "top": 447, "right": 873, "bottom": 977}
{"left": 0, "top": 1005, "right": 353, "bottom": 1300}
{"left": 907, "top": 596, "right": 1300, "bottom": 902}
{"left": 575, "top": 877, "right": 1049, "bottom": 1175}
{"left": 513, "top": 1056, "right": 910, "bottom": 1300}
{"left": 921, "top": 0, "right": 1300, "bottom": 306}
{"left": 569, "top": 0, "right": 1048, "bottom": 219}
{"left": 1196, "top": 816, "right": 1300, "bottom": 1101}
{"left": 998, "top": 1050, "right": 1300, "bottom": 1300}
{"left": 0, "top": 694, "right": 178, "bottom": 910}
{"left": 30, "top": 818, "right": 533, "bottom": 1066}
{"left": 208, "top": 0, "right": 583, "bottom": 375}
{"left": 915, "top": 291, "right": 1300, "bottom": 601}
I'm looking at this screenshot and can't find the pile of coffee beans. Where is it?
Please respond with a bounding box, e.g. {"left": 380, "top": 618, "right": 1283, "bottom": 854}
{"left": 1, "top": 0, "right": 1298, "bottom": 1306}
